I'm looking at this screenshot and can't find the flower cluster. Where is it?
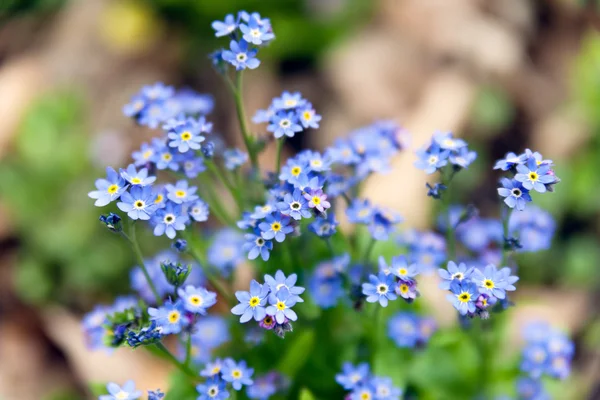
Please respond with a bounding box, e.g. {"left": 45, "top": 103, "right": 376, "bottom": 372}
{"left": 346, "top": 199, "right": 402, "bottom": 241}
{"left": 509, "top": 205, "right": 556, "bottom": 252}
{"left": 496, "top": 149, "right": 560, "bottom": 211}
{"left": 231, "top": 270, "right": 304, "bottom": 337}
{"left": 439, "top": 261, "right": 518, "bottom": 318}
{"left": 414, "top": 131, "right": 476, "bottom": 197}
{"left": 198, "top": 358, "right": 253, "bottom": 398}
{"left": 361, "top": 255, "right": 421, "bottom": 307}
{"left": 211, "top": 11, "right": 274, "bottom": 71}
{"left": 387, "top": 312, "right": 437, "bottom": 349}
{"left": 397, "top": 229, "right": 446, "bottom": 273}
{"left": 335, "top": 362, "right": 403, "bottom": 400}
{"left": 99, "top": 381, "right": 161, "bottom": 400}
{"left": 253, "top": 91, "right": 321, "bottom": 138}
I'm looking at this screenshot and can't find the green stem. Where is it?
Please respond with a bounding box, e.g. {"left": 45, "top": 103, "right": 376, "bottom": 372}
{"left": 231, "top": 71, "right": 258, "bottom": 170}
{"left": 325, "top": 238, "right": 335, "bottom": 258}
{"left": 184, "top": 332, "right": 192, "bottom": 368}
{"left": 275, "top": 138, "right": 285, "bottom": 175}
{"left": 197, "top": 173, "right": 235, "bottom": 226}
{"left": 501, "top": 206, "right": 513, "bottom": 267}
{"left": 128, "top": 220, "right": 162, "bottom": 305}
{"left": 153, "top": 342, "right": 196, "bottom": 378}
{"left": 363, "top": 237, "right": 376, "bottom": 266}
{"left": 205, "top": 158, "right": 243, "bottom": 213}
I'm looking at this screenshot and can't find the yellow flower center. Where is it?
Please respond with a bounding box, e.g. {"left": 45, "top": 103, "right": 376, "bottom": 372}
{"left": 443, "top": 139, "right": 454, "bottom": 147}
{"left": 162, "top": 153, "right": 172, "bottom": 161}
{"left": 143, "top": 149, "right": 153, "bottom": 159}
{"left": 168, "top": 310, "right": 180, "bottom": 324}
{"left": 115, "top": 392, "right": 129, "bottom": 400}
{"left": 249, "top": 296, "right": 260, "bottom": 307}
{"left": 312, "top": 196, "right": 321, "bottom": 205}
{"left": 529, "top": 171, "right": 539, "bottom": 181}
{"left": 107, "top": 184, "right": 119, "bottom": 194}
{"left": 398, "top": 268, "right": 407, "bottom": 276}
{"left": 399, "top": 284, "right": 409, "bottom": 294}
{"left": 263, "top": 316, "right": 274, "bottom": 326}
{"left": 175, "top": 190, "right": 186, "bottom": 198}
{"left": 189, "top": 295, "right": 202, "bottom": 306}
{"left": 131, "top": 177, "right": 142, "bottom": 184}
{"left": 291, "top": 166, "right": 301, "bottom": 176}
{"left": 232, "top": 369, "right": 242, "bottom": 379}
{"left": 284, "top": 99, "right": 297, "bottom": 107}
{"left": 271, "top": 222, "right": 281, "bottom": 232}
{"left": 484, "top": 279, "right": 495, "bottom": 289}
{"left": 180, "top": 131, "right": 192, "bottom": 141}
{"left": 303, "top": 110, "right": 312, "bottom": 120}
{"left": 276, "top": 301, "right": 286, "bottom": 310}
{"left": 211, "top": 366, "right": 221, "bottom": 375}
{"left": 360, "top": 392, "right": 371, "bottom": 400}
{"left": 458, "top": 292, "right": 471, "bottom": 303}
{"left": 155, "top": 194, "right": 164, "bottom": 204}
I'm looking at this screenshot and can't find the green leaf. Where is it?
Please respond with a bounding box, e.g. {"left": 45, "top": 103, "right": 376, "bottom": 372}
{"left": 88, "top": 382, "right": 108, "bottom": 396}
{"left": 298, "top": 387, "right": 317, "bottom": 400}
{"left": 277, "top": 329, "right": 315, "bottom": 378}
{"left": 164, "top": 371, "right": 196, "bottom": 400}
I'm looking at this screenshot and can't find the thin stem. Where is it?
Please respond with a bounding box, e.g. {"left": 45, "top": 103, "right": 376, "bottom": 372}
{"left": 197, "top": 173, "right": 235, "bottom": 226}
{"left": 275, "top": 138, "right": 285, "bottom": 175}
{"left": 205, "top": 158, "right": 243, "bottom": 213}
{"left": 184, "top": 332, "right": 193, "bottom": 368}
{"left": 128, "top": 220, "right": 162, "bottom": 305}
{"left": 232, "top": 71, "right": 258, "bottom": 170}
{"left": 153, "top": 342, "right": 196, "bottom": 378}
{"left": 362, "top": 238, "right": 376, "bottom": 266}
{"left": 441, "top": 167, "right": 457, "bottom": 261}
{"left": 325, "top": 238, "right": 335, "bottom": 258}
{"left": 501, "top": 205, "right": 513, "bottom": 267}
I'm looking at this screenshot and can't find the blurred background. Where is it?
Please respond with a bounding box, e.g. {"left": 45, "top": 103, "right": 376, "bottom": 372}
{"left": 1, "top": 0, "right": 600, "bottom": 398}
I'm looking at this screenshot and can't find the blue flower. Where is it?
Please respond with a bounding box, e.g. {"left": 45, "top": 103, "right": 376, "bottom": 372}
{"left": 189, "top": 200, "right": 210, "bottom": 222}
{"left": 326, "top": 139, "right": 361, "bottom": 165}
{"left": 433, "top": 131, "right": 466, "bottom": 151}
{"left": 346, "top": 199, "right": 375, "bottom": 224}
{"left": 509, "top": 206, "right": 555, "bottom": 252}
{"left": 335, "top": 362, "right": 369, "bottom": 390}
{"left": 388, "top": 312, "right": 420, "bottom": 348}
{"left": 368, "top": 209, "right": 399, "bottom": 241}
{"left": 120, "top": 164, "right": 156, "bottom": 187}
{"left": 123, "top": 94, "right": 147, "bottom": 118}
{"left": 250, "top": 202, "right": 277, "bottom": 219}
{"left": 369, "top": 376, "right": 403, "bottom": 400}
{"left": 178, "top": 285, "right": 217, "bottom": 314}
{"left": 222, "top": 39, "right": 260, "bottom": 70}
{"left": 196, "top": 377, "right": 229, "bottom": 400}
{"left": 273, "top": 91, "right": 307, "bottom": 110}
{"left": 279, "top": 160, "right": 309, "bottom": 186}
{"left": 381, "top": 255, "right": 419, "bottom": 282}
{"left": 259, "top": 213, "right": 294, "bottom": 243}
{"left": 148, "top": 300, "right": 188, "bottom": 335}
{"left": 99, "top": 381, "right": 142, "bottom": 400}
{"left": 152, "top": 202, "right": 188, "bottom": 239}
{"left": 153, "top": 144, "right": 179, "bottom": 171}
{"left": 308, "top": 213, "right": 338, "bottom": 238}
{"left": 494, "top": 151, "right": 527, "bottom": 171}
{"left": 362, "top": 272, "right": 397, "bottom": 307}
{"left": 88, "top": 167, "right": 128, "bottom": 207}
{"left": 132, "top": 141, "right": 156, "bottom": 166}
{"left": 426, "top": 182, "right": 447, "bottom": 199}
{"left": 350, "top": 385, "right": 375, "bottom": 400}
{"left": 243, "top": 233, "right": 273, "bottom": 261}
{"left": 252, "top": 107, "right": 275, "bottom": 124}
{"left": 266, "top": 288, "right": 298, "bottom": 324}
{"left": 472, "top": 264, "right": 515, "bottom": 300}
{"left": 449, "top": 146, "right": 477, "bottom": 168}
{"left": 181, "top": 155, "right": 206, "bottom": 179}
{"left": 208, "top": 229, "right": 245, "bottom": 271}
{"left": 395, "top": 280, "right": 418, "bottom": 301}
{"left": 304, "top": 189, "right": 331, "bottom": 213}
{"left": 231, "top": 280, "right": 270, "bottom": 323}
{"left": 309, "top": 276, "right": 344, "bottom": 309}
{"left": 516, "top": 377, "right": 547, "bottom": 400}
{"left": 167, "top": 121, "right": 205, "bottom": 153}
{"left": 498, "top": 178, "right": 532, "bottom": 211}
{"left": 246, "top": 374, "right": 277, "bottom": 400}
{"left": 264, "top": 270, "right": 305, "bottom": 302}
{"left": 201, "top": 359, "right": 225, "bottom": 378}
{"left": 142, "top": 82, "right": 175, "bottom": 101}
{"left": 166, "top": 180, "right": 199, "bottom": 204}
{"left": 414, "top": 144, "right": 450, "bottom": 174}
{"left": 138, "top": 101, "right": 172, "bottom": 129}
{"left": 268, "top": 111, "right": 303, "bottom": 139}
{"left": 438, "top": 261, "right": 474, "bottom": 290}
{"left": 117, "top": 185, "right": 158, "bottom": 220}
{"left": 240, "top": 18, "right": 275, "bottom": 45}
{"left": 297, "top": 105, "right": 321, "bottom": 129}
{"left": 221, "top": 359, "right": 254, "bottom": 391}
{"left": 211, "top": 14, "right": 237, "bottom": 37}
{"left": 224, "top": 148, "right": 248, "bottom": 170}
{"left": 515, "top": 157, "right": 555, "bottom": 193}
{"left": 447, "top": 280, "right": 479, "bottom": 315}
{"left": 192, "top": 316, "right": 230, "bottom": 349}
{"left": 277, "top": 189, "right": 311, "bottom": 220}
{"left": 147, "top": 389, "right": 164, "bottom": 400}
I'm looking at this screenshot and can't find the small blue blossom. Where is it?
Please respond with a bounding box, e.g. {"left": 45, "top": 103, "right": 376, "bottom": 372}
{"left": 123, "top": 95, "right": 146, "bottom": 118}
{"left": 142, "top": 82, "right": 175, "bottom": 101}
{"left": 147, "top": 389, "right": 164, "bottom": 400}
{"left": 250, "top": 202, "right": 278, "bottom": 219}
{"left": 335, "top": 362, "right": 369, "bottom": 390}
{"left": 189, "top": 200, "right": 210, "bottom": 222}
{"left": 346, "top": 199, "right": 375, "bottom": 224}
{"left": 494, "top": 151, "right": 527, "bottom": 171}
{"left": 243, "top": 233, "right": 273, "bottom": 261}
{"left": 380, "top": 255, "right": 419, "bottom": 282}
{"left": 362, "top": 272, "right": 397, "bottom": 307}
{"left": 221, "top": 359, "right": 254, "bottom": 390}
{"left": 148, "top": 300, "right": 188, "bottom": 335}
{"left": 117, "top": 186, "right": 158, "bottom": 220}
{"left": 201, "top": 359, "right": 225, "bottom": 378}
{"left": 264, "top": 270, "right": 305, "bottom": 302}
{"left": 266, "top": 288, "right": 298, "bottom": 324}
{"left": 297, "top": 105, "right": 321, "bottom": 129}
{"left": 99, "top": 381, "right": 142, "bottom": 400}
{"left": 181, "top": 155, "right": 206, "bottom": 179}
{"left": 515, "top": 157, "right": 555, "bottom": 193}
{"left": 277, "top": 189, "right": 311, "bottom": 220}
{"left": 223, "top": 148, "right": 248, "bottom": 170}
{"left": 414, "top": 144, "right": 450, "bottom": 174}
{"left": 178, "top": 285, "right": 217, "bottom": 314}
{"left": 208, "top": 229, "right": 245, "bottom": 272}
{"left": 472, "top": 264, "right": 515, "bottom": 300}
{"left": 246, "top": 374, "right": 277, "bottom": 400}
{"left": 222, "top": 39, "right": 260, "bottom": 70}
{"left": 152, "top": 202, "right": 188, "bottom": 239}
{"left": 240, "top": 18, "right": 275, "bottom": 45}
{"left": 88, "top": 167, "right": 128, "bottom": 207}
{"left": 166, "top": 180, "right": 199, "bottom": 204}
{"left": 273, "top": 91, "right": 307, "bottom": 110}
{"left": 279, "top": 160, "right": 309, "bottom": 186}
{"left": 350, "top": 385, "right": 375, "bottom": 400}
{"left": 259, "top": 213, "right": 294, "bottom": 243}
{"left": 309, "top": 276, "right": 344, "bottom": 309}
{"left": 231, "top": 280, "right": 270, "bottom": 323}
{"left": 498, "top": 178, "right": 532, "bottom": 211}
{"left": 516, "top": 377, "right": 548, "bottom": 400}
{"left": 268, "top": 112, "right": 303, "bottom": 139}
{"left": 326, "top": 139, "right": 361, "bottom": 165}
{"left": 433, "top": 131, "right": 466, "bottom": 151}
{"left": 252, "top": 107, "right": 275, "bottom": 124}
{"left": 447, "top": 280, "right": 479, "bottom": 315}
{"left": 370, "top": 376, "right": 403, "bottom": 400}
{"left": 132, "top": 142, "right": 156, "bottom": 167}
{"left": 304, "top": 189, "right": 331, "bottom": 213}
{"left": 196, "top": 377, "right": 229, "bottom": 400}
{"left": 211, "top": 14, "right": 237, "bottom": 37}
{"left": 192, "top": 316, "right": 230, "bottom": 350}
{"left": 308, "top": 213, "right": 338, "bottom": 238}
{"left": 167, "top": 120, "right": 205, "bottom": 153}
{"left": 449, "top": 146, "right": 477, "bottom": 168}
{"left": 438, "top": 261, "right": 474, "bottom": 290}
{"left": 120, "top": 164, "right": 156, "bottom": 186}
